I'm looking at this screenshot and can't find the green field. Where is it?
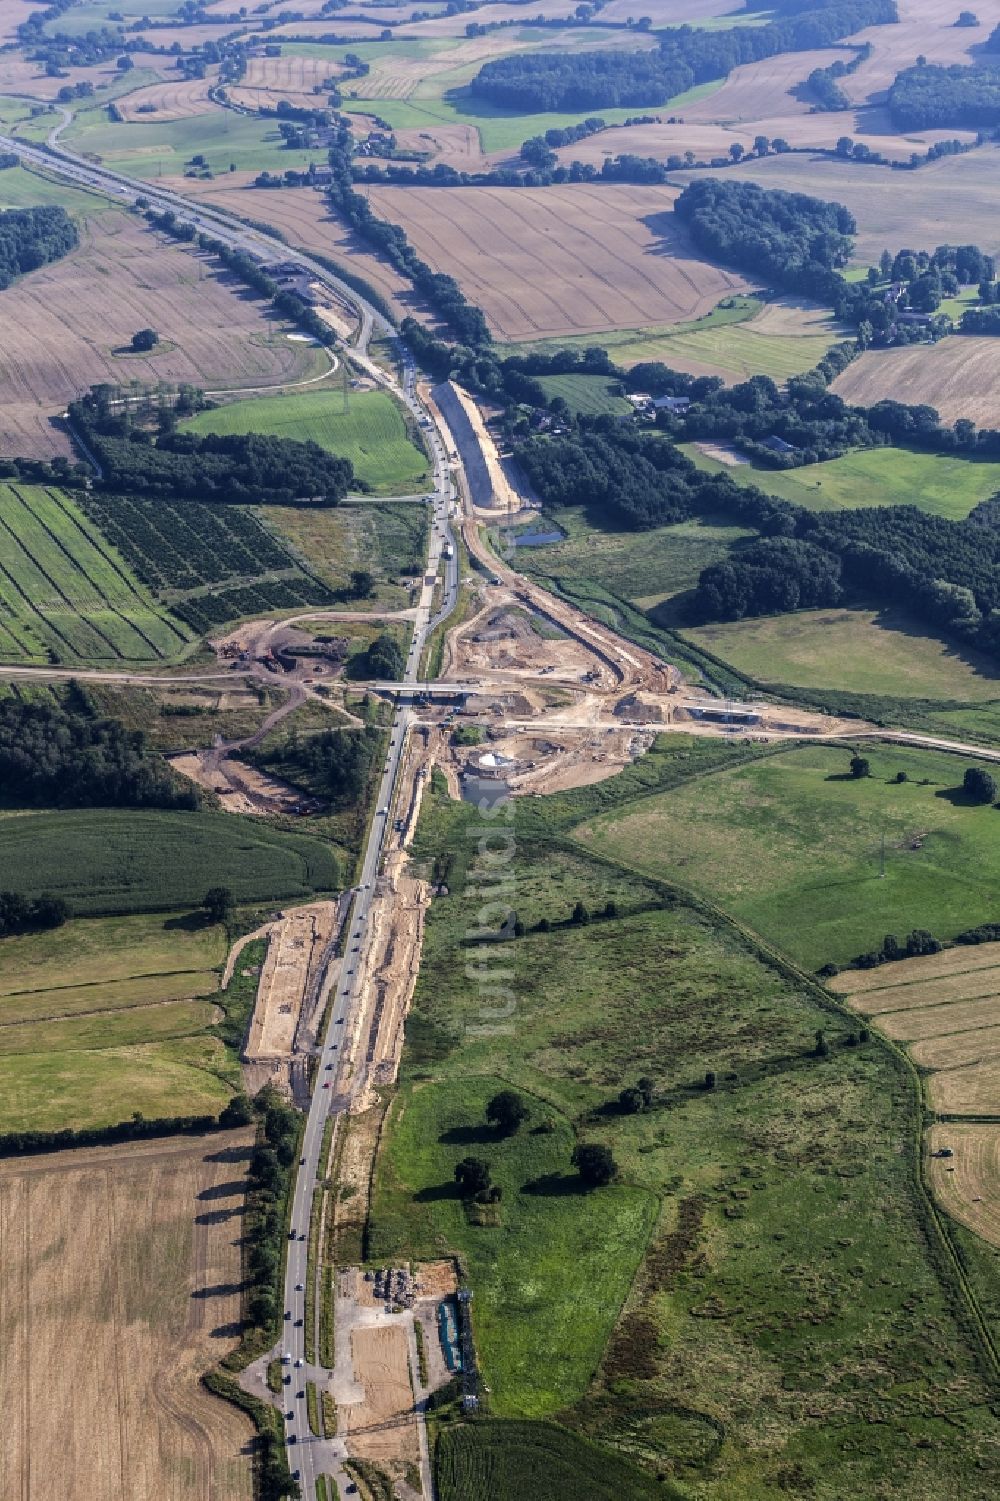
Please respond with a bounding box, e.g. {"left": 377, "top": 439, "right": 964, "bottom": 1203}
{"left": 382, "top": 785, "right": 1000, "bottom": 1498}
{"left": 182, "top": 389, "right": 430, "bottom": 495}
{"left": 581, "top": 741, "right": 1000, "bottom": 969}
{"left": 515, "top": 506, "right": 754, "bottom": 611}
{"left": 0, "top": 163, "right": 116, "bottom": 215}
{"left": 646, "top": 318, "right": 837, "bottom": 380}
{"left": 0, "top": 484, "right": 192, "bottom": 664}
{"left": 536, "top": 373, "right": 631, "bottom": 417}
{"left": 267, "top": 500, "right": 428, "bottom": 610}
{"left": 683, "top": 443, "right": 1000, "bottom": 519}
{"left": 64, "top": 109, "right": 320, "bottom": 178}
{"left": 435, "top": 1422, "right": 666, "bottom": 1501}
{"left": 0, "top": 809, "right": 338, "bottom": 913}
{"left": 0, "top": 1032, "right": 237, "bottom": 1133}
{"left": 372, "top": 1075, "right": 657, "bottom": 1415}
{"left": 684, "top": 607, "right": 1000, "bottom": 700}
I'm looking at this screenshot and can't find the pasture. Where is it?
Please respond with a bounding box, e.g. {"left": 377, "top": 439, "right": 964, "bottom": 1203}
{"left": 0, "top": 809, "right": 338, "bottom": 914}
{"left": 371, "top": 1075, "right": 657, "bottom": 1416}
{"left": 0, "top": 484, "right": 191, "bottom": 665}
{"left": 0, "top": 1131, "right": 255, "bottom": 1499}
{"left": 64, "top": 106, "right": 321, "bottom": 177}
{"left": 514, "top": 506, "right": 753, "bottom": 610}
{"left": 182, "top": 388, "right": 430, "bottom": 494}
{"left": 391, "top": 795, "right": 1000, "bottom": 1497}
{"left": 0, "top": 213, "right": 322, "bottom": 459}
{"left": 832, "top": 338, "right": 1000, "bottom": 427}
{"left": 579, "top": 742, "right": 1000, "bottom": 969}
{"left": 683, "top": 608, "right": 1000, "bottom": 700}
{"left": 683, "top": 443, "right": 1000, "bottom": 518}
{"left": 361, "top": 182, "right": 750, "bottom": 341}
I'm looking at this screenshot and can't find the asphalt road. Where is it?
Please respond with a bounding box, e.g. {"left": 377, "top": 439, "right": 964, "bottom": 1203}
{"left": 274, "top": 366, "right": 459, "bottom": 1501}
{"left": 0, "top": 129, "right": 460, "bottom": 1498}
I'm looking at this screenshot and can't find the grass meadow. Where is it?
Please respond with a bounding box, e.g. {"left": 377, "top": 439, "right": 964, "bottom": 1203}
{"left": 267, "top": 499, "right": 428, "bottom": 608}
{"left": 65, "top": 109, "right": 320, "bottom": 177}
{"left": 535, "top": 373, "right": 631, "bottom": 417}
{"left": 683, "top": 443, "right": 1000, "bottom": 519}
{"left": 684, "top": 607, "right": 1000, "bottom": 701}
{"left": 380, "top": 784, "right": 1000, "bottom": 1499}
{"left": 580, "top": 741, "right": 1000, "bottom": 969}
{"left": 514, "top": 506, "right": 753, "bottom": 612}
{"left": 183, "top": 389, "right": 430, "bottom": 495}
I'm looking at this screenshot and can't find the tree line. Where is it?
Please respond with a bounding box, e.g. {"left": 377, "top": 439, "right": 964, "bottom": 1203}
{"left": 69, "top": 386, "right": 354, "bottom": 505}
{"left": 0, "top": 891, "right": 68, "bottom": 939}
{"left": 0, "top": 205, "right": 77, "bottom": 291}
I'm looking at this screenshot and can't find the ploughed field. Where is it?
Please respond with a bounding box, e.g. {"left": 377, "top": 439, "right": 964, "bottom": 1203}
{"left": 0, "top": 1130, "right": 255, "bottom": 1500}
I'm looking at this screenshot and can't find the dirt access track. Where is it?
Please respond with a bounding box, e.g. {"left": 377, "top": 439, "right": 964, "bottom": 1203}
{"left": 0, "top": 1129, "right": 255, "bottom": 1501}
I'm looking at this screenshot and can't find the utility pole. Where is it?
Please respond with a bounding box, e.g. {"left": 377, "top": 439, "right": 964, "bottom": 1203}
{"left": 879, "top": 829, "right": 886, "bottom": 879}
{"left": 342, "top": 359, "right": 349, "bottom": 415}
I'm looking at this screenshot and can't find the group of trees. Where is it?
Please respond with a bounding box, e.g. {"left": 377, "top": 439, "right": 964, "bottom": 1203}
{"left": 256, "top": 724, "right": 382, "bottom": 809}
{"left": 453, "top": 1089, "right": 618, "bottom": 1198}
{"left": 0, "top": 891, "right": 68, "bottom": 939}
{"left": 0, "top": 205, "right": 78, "bottom": 291}
{"left": 0, "top": 695, "right": 196, "bottom": 809}
{"left": 674, "top": 178, "right": 855, "bottom": 306}
{"left": 469, "top": 0, "right": 896, "bottom": 111}
{"left": 805, "top": 42, "right": 871, "bottom": 109}
{"left": 244, "top": 1089, "right": 300, "bottom": 1332}
{"left": 888, "top": 60, "right": 1000, "bottom": 130}
{"left": 69, "top": 388, "right": 354, "bottom": 505}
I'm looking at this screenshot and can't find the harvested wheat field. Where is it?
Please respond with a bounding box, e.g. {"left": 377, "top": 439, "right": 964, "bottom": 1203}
{"left": 852, "top": 970, "right": 1000, "bottom": 1014}
{"left": 165, "top": 175, "right": 425, "bottom": 322}
{"left": 873, "top": 995, "right": 1000, "bottom": 1042}
{"left": 927, "top": 1122, "right": 1000, "bottom": 1249}
{"left": 229, "top": 54, "right": 347, "bottom": 112}
{"left": 838, "top": 0, "right": 984, "bottom": 106}
{"left": 0, "top": 212, "right": 320, "bottom": 458}
{"left": 832, "top": 338, "right": 1000, "bottom": 427}
{"left": 928, "top": 1059, "right": 1000, "bottom": 1114}
{"left": 556, "top": 109, "right": 978, "bottom": 166}
{"left": 0, "top": 1130, "right": 254, "bottom": 1500}
{"left": 674, "top": 147, "right": 1000, "bottom": 261}
{"left": 361, "top": 182, "right": 750, "bottom": 339}
{"left": 394, "top": 122, "right": 488, "bottom": 170}
{"left": 681, "top": 48, "right": 855, "bottom": 124}
{"left": 830, "top": 942, "right": 1000, "bottom": 995}
{"left": 115, "top": 74, "right": 218, "bottom": 123}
